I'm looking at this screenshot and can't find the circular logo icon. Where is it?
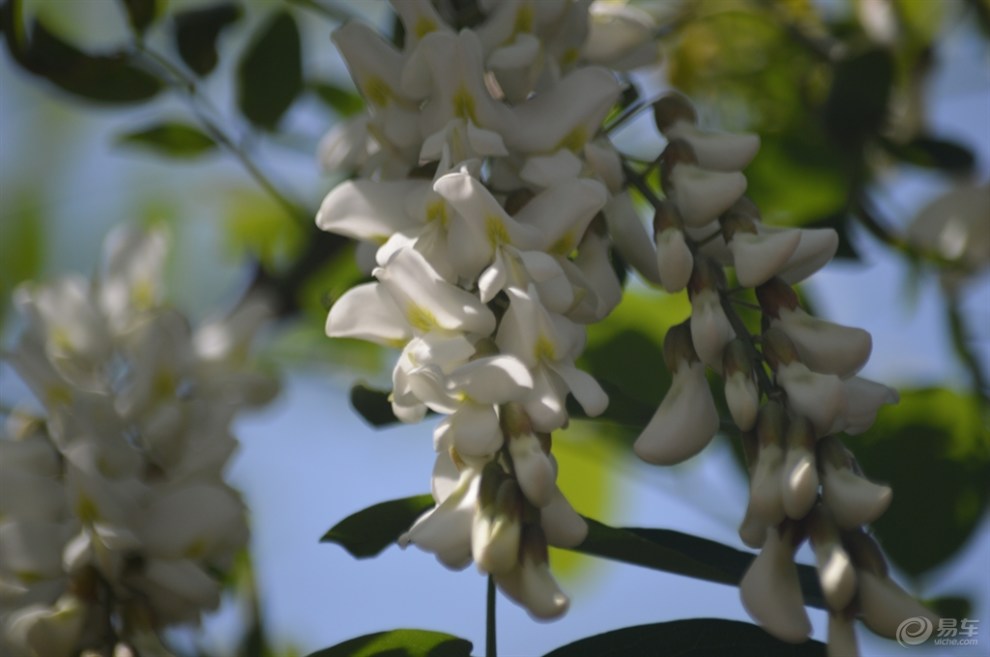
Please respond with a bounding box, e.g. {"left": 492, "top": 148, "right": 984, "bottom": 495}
{"left": 897, "top": 616, "right": 934, "bottom": 647}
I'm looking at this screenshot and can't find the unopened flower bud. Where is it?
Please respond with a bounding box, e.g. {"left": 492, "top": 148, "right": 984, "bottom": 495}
{"left": 635, "top": 325, "right": 719, "bottom": 465}
{"left": 819, "top": 436, "right": 892, "bottom": 529}
{"left": 539, "top": 486, "right": 588, "bottom": 548}
{"left": 723, "top": 339, "right": 759, "bottom": 431}
{"left": 827, "top": 609, "right": 860, "bottom": 657}
{"left": 740, "top": 523, "right": 812, "bottom": 643}
{"left": 666, "top": 122, "right": 761, "bottom": 172}
{"left": 781, "top": 415, "right": 818, "bottom": 519}
{"left": 766, "top": 329, "right": 845, "bottom": 436}
{"left": 740, "top": 402, "right": 786, "bottom": 546}
{"left": 653, "top": 201, "right": 694, "bottom": 294}
{"left": 494, "top": 524, "right": 569, "bottom": 620}
{"left": 652, "top": 93, "right": 697, "bottom": 133}
{"left": 688, "top": 261, "right": 734, "bottom": 372}
{"left": 504, "top": 404, "right": 556, "bottom": 508}
{"left": 472, "top": 469, "right": 523, "bottom": 575}
{"left": 807, "top": 505, "right": 857, "bottom": 612}
{"left": 776, "top": 227, "right": 840, "bottom": 284}
{"left": 723, "top": 208, "right": 801, "bottom": 288}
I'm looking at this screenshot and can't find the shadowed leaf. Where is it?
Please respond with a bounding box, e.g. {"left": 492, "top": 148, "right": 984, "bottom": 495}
{"left": 542, "top": 619, "right": 826, "bottom": 657}
{"left": 321, "top": 495, "right": 434, "bottom": 558}
{"left": 237, "top": 10, "right": 302, "bottom": 129}
{"left": 311, "top": 80, "right": 364, "bottom": 117}
{"left": 173, "top": 1, "right": 242, "bottom": 76}
{"left": 118, "top": 0, "right": 158, "bottom": 34}
{"left": 306, "top": 629, "right": 473, "bottom": 657}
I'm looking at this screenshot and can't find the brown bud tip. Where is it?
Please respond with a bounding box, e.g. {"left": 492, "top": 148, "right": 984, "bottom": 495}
{"left": 761, "top": 327, "right": 799, "bottom": 369}
{"left": 842, "top": 528, "right": 888, "bottom": 577}
{"left": 662, "top": 320, "right": 699, "bottom": 371}
{"left": 653, "top": 93, "right": 698, "bottom": 133}
{"left": 756, "top": 278, "right": 800, "bottom": 318}
{"left": 687, "top": 256, "right": 726, "bottom": 297}
{"left": 723, "top": 338, "right": 754, "bottom": 376}
{"left": 719, "top": 199, "right": 760, "bottom": 241}
{"left": 816, "top": 435, "right": 852, "bottom": 470}
{"left": 653, "top": 200, "right": 684, "bottom": 239}
{"left": 520, "top": 523, "right": 550, "bottom": 564}
{"left": 479, "top": 460, "right": 509, "bottom": 510}
{"left": 786, "top": 414, "right": 816, "bottom": 452}
{"left": 504, "top": 188, "right": 536, "bottom": 216}
{"left": 660, "top": 138, "right": 699, "bottom": 194}
{"left": 757, "top": 399, "right": 787, "bottom": 448}
{"left": 500, "top": 402, "right": 533, "bottom": 438}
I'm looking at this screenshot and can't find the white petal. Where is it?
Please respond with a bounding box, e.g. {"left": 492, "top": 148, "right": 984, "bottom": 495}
{"left": 669, "top": 165, "right": 747, "bottom": 227}
{"left": 776, "top": 362, "right": 845, "bottom": 436}
{"left": 821, "top": 463, "right": 892, "bottom": 529}
{"left": 740, "top": 528, "right": 812, "bottom": 643}
{"left": 656, "top": 227, "right": 693, "bottom": 293}
{"left": 833, "top": 376, "right": 897, "bottom": 435}
{"left": 495, "top": 555, "right": 570, "bottom": 620}
{"left": 858, "top": 572, "right": 938, "bottom": 639}
{"left": 603, "top": 192, "right": 662, "bottom": 284}
{"left": 316, "top": 179, "right": 425, "bottom": 242}
{"left": 730, "top": 229, "right": 802, "bottom": 288}
{"left": 665, "top": 121, "right": 761, "bottom": 171}
{"left": 399, "top": 468, "right": 480, "bottom": 570}
{"left": 776, "top": 227, "right": 839, "bottom": 284}
{"left": 552, "top": 363, "right": 608, "bottom": 418}
{"left": 515, "top": 178, "right": 608, "bottom": 255}
{"left": 440, "top": 404, "right": 503, "bottom": 458}
{"left": 725, "top": 370, "right": 759, "bottom": 431}
{"left": 509, "top": 433, "right": 556, "bottom": 508}
{"left": 781, "top": 447, "right": 818, "bottom": 520}
{"left": 540, "top": 487, "right": 588, "bottom": 548}
{"left": 447, "top": 355, "right": 534, "bottom": 403}
{"left": 326, "top": 282, "right": 411, "bottom": 346}
{"left": 634, "top": 362, "right": 719, "bottom": 465}
{"left": 520, "top": 150, "right": 584, "bottom": 188}
{"left": 690, "top": 289, "right": 735, "bottom": 372}
{"left": 775, "top": 307, "right": 872, "bottom": 379}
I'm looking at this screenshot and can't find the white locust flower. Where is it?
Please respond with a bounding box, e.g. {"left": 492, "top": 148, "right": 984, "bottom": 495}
{"left": 652, "top": 200, "right": 693, "bottom": 294}
{"left": 818, "top": 436, "right": 892, "bottom": 529}
{"left": 400, "top": 464, "right": 481, "bottom": 570}
{"left": 3, "top": 596, "right": 86, "bottom": 657}
{"left": 772, "top": 226, "right": 840, "bottom": 284}
{"left": 688, "top": 259, "right": 734, "bottom": 373}
{"left": 634, "top": 322, "right": 719, "bottom": 465}
{"left": 721, "top": 206, "right": 801, "bottom": 288}
{"left": 660, "top": 140, "right": 747, "bottom": 227}
{"left": 780, "top": 416, "right": 818, "bottom": 520}
{"left": 472, "top": 468, "right": 522, "bottom": 575}
{"left": 494, "top": 525, "right": 569, "bottom": 620}
{"left": 722, "top": 339, "right": 759, "bottom": 431}
{"left": 740, "top": 524, "right": 812, "bottom": 643}
{"left": 602, "top": 191, "right": 663, "bottom": 286}
{"left": 831, "top": 376, "right": 898, "bottom": 435}
{"left": 97, "top": 225, "right": 168, "bottom": 333}
{"left": 739, "top": 402, "right": 786, "bottom": 548}
{"left": 764, "top": 329, "right": 845, "bottom": 437}
{"left": 757, "top": 278, "right": 872, "bottom": 379}
{"left": 653, "top": 94, "right": 761, "bottom": 171}
{"left": 539, "top": 484, "right": 588, "bottom": 548}
{"left": 583, "top": 1, "right": 660, "bottom": 71}
{"left": 807, "top": 505, "right": 857, "bottom": 612}
{"left": 501, "top": 404, "right": 556, "bottom": 508}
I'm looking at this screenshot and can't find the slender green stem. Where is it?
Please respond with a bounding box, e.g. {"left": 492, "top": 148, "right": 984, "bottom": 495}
{"left": 134, "top": 44, "right": 309, "bottom": 224}
{"left": 486, "top": 575, "right": 497, "bottom": 657}
{"left": 946, "top": 292, "right": 988, "bottom": 396}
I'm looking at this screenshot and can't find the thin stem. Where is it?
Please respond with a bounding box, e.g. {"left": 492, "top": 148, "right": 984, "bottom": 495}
{"left": 719, "top": 289, "right": 776, "bottom": 397}
{"left": 134, "top": 44, "right": 309, "bottom": 224}
{"left": 486, "top": 575, "right": 497, "bottom": 657}
{"left": 946, "top": 292, "right": 988, "bottom": 396}
{"left": 287, "top": 0, "right": 358, "bottom": 22}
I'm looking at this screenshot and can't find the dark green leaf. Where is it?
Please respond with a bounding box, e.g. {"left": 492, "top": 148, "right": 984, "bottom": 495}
{"left": 542, "top": 619, "right": 825, "bottom": 657}
{"left": 2, "top": 3, "right": 163, "bottom": 104}
{"left": 311, "top": 81, "right": 364, "bottom": 117}
{"left": 237, "top": 10, "right": 302, "bottom": 130}
{"left": 173, "top": 2, "right": 242, "bottom": 76}
{"left": 306, "top": 629, "right": 473, "bottom": 657}
{"left": 850, "top": 389, "right": 989, "bottom": 576}
{"left": 572, "top": 519, "right": 826, "bottom": 609}
{"left": 118, "top": 0, "right": 158, "bottom": 34}
{"left": 823, "top": 48, "right": 894, "bottom": 146}
{"left": 350, "top": 383, "right": 403, "bottom": 427}
{"left": 321, "top": 495, "right": 434, "bottom": 558}
{"left": 928, "top": 595, "right": 972, "bottom": 623}
{"left": 117, "top": 121, "right": 218, "bottom": 157}
{"left": 880, "top": 135, "right": 977, "bottom": 174}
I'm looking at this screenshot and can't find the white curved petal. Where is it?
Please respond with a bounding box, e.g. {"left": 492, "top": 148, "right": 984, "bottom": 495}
{"left": 669, "top": 165, "right": 747, "bottom": 227}
{"left": 775, "top": 307, "right": 872, "bottom": 379}
{"left": 603, "top": 192, "right": 662, "bottom": 284}
{"left": 821, "top": 463, "right": 892, "bottom": 529}
{"left": 665, "top": 121, "right": 761, "bottom": 171}
{"left": 447, "top": 355, "right": 534, "bottom": 403}
{"left": 326, "top": 282, "right": 411, "bottom": 346}
{"left": 633, "top": 362, "right": 719, "bottom": 465}
{"left": 729, "top": 229, "right": 801, "bottom": 288}
{"left": 656, "top": 227, "right": 693, "bottom": 293}
{"left": 740, "top": 528, "right": 812, "bottom": 643}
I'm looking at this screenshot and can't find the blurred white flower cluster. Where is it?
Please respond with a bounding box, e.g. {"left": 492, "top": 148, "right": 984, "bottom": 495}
{"left": 634, "top": 94, "right": 935, "bottom": 656}
{"left": 1, "top": 227, "right": 277, "bottom": 657}
{"left": 317, "top": 0, "right": 663, "bottom": 619}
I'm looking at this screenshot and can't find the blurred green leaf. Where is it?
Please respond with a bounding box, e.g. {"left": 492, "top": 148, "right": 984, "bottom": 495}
{"left": 117, "top": 0, "right": 158, "bottom": 35}
{"left": 543, "top": 619, "right": 825, "bottom": 657}
{"left": 572, "top": 519, "right": 825, "bottom": 609}
{"left": 350, "top": 383, "right": 402, "bottom": 428}
{"left": 880, "top": 135, "right": 977, "bottom": 174}
{"left": 320, "top": 495, "right": 434, "bottom": 558}
{"left": 173, "top": 1, "right": 242, "bottom": 76}
{"left": 117, "top": 121, "right": 218, "bottom": 157}
{"left": 310, "top": 81, "right": 364, "bottom": 117}
{"left": 224, "top": 189, "right": 303, "bottom": 269}
{"left": 851, "top": 388, "right": 990, "bottom": 577}
{"left": 824, "top": 48, "right": 895, "bottom": 147}
{"left": 2, "top": 1, "right": 163, "bottom": 104}
{"left": 306, "top": 630, "right": 472, "bottom": 657}
{"left": 0, "top": 194, "right": 43, "bottom": 330}
{"left": 928, "top": 595, "right": 973, "bottom": 623}
{"left": 237, "top": 10, "right": 302, "bottom": 130}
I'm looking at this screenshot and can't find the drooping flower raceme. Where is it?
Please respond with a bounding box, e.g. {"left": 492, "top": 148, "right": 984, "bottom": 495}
{"left": 317, "top": 0, "right": 667, "bottom": 620}
{"left": 0, "top": 226, "right": 277, "bottom": 657}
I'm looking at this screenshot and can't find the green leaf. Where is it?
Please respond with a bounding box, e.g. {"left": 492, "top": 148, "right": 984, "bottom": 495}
{"left": 543, "top": 619, "right": 825, "bottom": 657}
{"left": 572, "top": 519, "right": 826, "bottom": 609}
{"left": 117, "top": 121, "right": 218, "bottom": 158}
{"left": 880, "top": 135, "right": 976, "bottom": 174}
{"left": 306, "top": 630, "right": 472, "bottom": 657}
{"left": 823, "top": 48, "right": 895, "bottom": 146}
{"left": 350, "top": 383, "right": 403, "bottom": 428}
{"left": 2, "top": 3, "right": 163, "bottom": 105}
{"left": 118, "top": 0, "right": 158, "bottom": 34}
{"left": 0, "top": 192, "right": 43, "bottom": 330}
{"left": 237, "top": 10, "right": 302, "bottom": 130}
{"left": 173, "top": 2, "right": 242, "bottom": 76}
{"left": 321, "top": 495, "right": 434, "bottom": 558}
{"left": 850, "top": 388, "right": 989, "bottom": 576}
{"left": 310, "top": 81, "right": 364, "bottom": 117}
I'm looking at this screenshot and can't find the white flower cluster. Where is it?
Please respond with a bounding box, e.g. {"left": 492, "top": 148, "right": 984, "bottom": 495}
{"left": 1, "top": 227, "right": 277, "bottom": 657}
{"left": 317, "top": 0, "right": 662, "bottom": 619}
{"left": 633, "top": 94, "right": 936, "bottom": 655}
